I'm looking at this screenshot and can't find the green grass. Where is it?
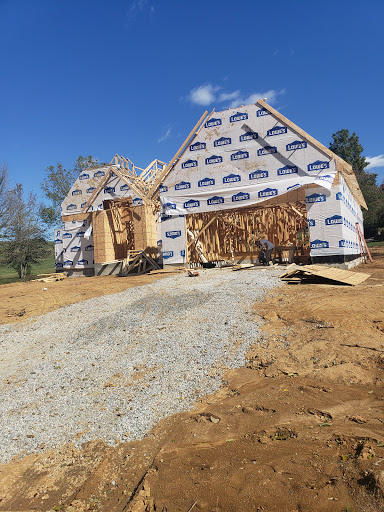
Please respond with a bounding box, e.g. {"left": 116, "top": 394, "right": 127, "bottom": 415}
{"left": 367, "top": 241, "right": 384, "bottom": 247}
{"left": 0, "top": 246, "right": 55, "bottom": 285}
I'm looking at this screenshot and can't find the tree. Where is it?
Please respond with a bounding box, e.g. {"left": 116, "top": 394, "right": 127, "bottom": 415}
{"left": 1, "top": 184, "right": 50, "bottom": 278}
{"left": 329, "top": 129, "right": 384, "bottom": 237}
{"left": 329, "top": 129, "right": 368, "bottom": 171}
{"left": 0, "top": 163, "right": 9, "bottom": 235}
{"left": 40, "top": 155, "right": 101, "bottom": 226}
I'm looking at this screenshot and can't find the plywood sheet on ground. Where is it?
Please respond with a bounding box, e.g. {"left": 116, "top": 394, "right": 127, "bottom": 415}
{"left": 280, "top": 264, "right": 371, "bottom": 285}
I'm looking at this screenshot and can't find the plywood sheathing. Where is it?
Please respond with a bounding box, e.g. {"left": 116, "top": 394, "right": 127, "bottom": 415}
{"left": 132, "top": 204, "right": 158, "bottom": 258}
{"left": 257, "top": 99, "right": 367, "bottom": 210}
{"left": 92, "top": 202, "right": 134, "bottom": 263}
{"left": 279, "top": 265, "right": 370, "bottom": 286}
{"left": 186, "top": 202, "right": 309, "bottom": 264}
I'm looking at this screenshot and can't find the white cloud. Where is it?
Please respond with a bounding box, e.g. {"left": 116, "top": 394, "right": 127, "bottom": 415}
{"left": 187, "top": 84, "right": 285, "bottom": 108}
{"left": 228, "top": 88, "right": 286, "bottom": 108}
{"left": 127, "top": 0, "right": 154, "bottom": 18}
{"left": 366, "top": 154, "right": 384, "bottom": 169}
{"left": 218, "top": 90, "right": 240, "bottom": 103}
{"left": 158, "top": 127, "right": 171, "bottom": 143}
{"left": 188, "top": 84, "right": 220, "bottom": 106}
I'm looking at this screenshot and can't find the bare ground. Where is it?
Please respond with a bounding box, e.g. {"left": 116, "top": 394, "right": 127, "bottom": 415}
{"left": 0, "top": 249, "right": 384, "bottom": 512}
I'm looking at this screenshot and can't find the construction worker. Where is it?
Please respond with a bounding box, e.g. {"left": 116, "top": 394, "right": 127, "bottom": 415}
{"left": 258, "top": 238, "right": 275, "bottom": 265}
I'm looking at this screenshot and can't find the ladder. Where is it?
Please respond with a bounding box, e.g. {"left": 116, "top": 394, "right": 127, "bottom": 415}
{"left": 355, "top": 223, "right": 373, "bottom": 263}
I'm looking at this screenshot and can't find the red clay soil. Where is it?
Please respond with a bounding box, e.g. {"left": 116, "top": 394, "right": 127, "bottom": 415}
{"left": 0, "top": 248, "right": 383, "bottom": 512}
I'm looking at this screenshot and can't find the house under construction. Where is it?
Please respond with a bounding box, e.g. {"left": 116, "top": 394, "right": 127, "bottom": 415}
{"left": 54, "top": 99, "right": 367, "bottom": 275}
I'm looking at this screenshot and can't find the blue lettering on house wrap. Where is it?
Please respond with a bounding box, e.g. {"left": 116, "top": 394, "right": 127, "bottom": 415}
{"left": 258, "top": 146, "right": 277, "bottom": 156}
{"left": 164, "top": 202, "right": 176, "bottom": 210}
{"left": 85, "top": 245, "right": 94, "bottom": 251}
{"left": 87, "top": 187, "right": 96, "bottom": 194}
{"left": 311, "top": 239, "right": 329, "bottom": 249}
{"left": 256, "top": 108, "right": 270, "bottom": 117}
{"left": 287, "top": 183, "right": 301, "bottom": 191}
{"left": 267, "top": 125, "right": 287, "bottom": 137}
{"left": 162, "top": 250, "right": 174, "bottom": 259}
{"left": 307, "top": 160, "right": 330, "bottom": 172}
{"left": 232, "top": 192, "right": 250, "bottom": 202}
{"left": 72, "top": 189, "right": 82, "bottom": 196}
{"left": 205, "top": 117, "right": 222, "bottom": 128}
{"left": 190, "top": 141, "right": 206, "bottom": 151}
{"left": 249, "top": 170, "right": 269, "bottom": 180}
{"left": 165, "top": 230, "right": 181, "bottom": 239}
{"left": 240, "top": 131, "right": 258, "bottom": 142}
{"left": 94, "top": 170, "right": 105, "bottom": 178}
{"left": 80, "top": 202, "right": 87, "bottom": 209}
{"left": 223, "top": 173, "right": 241, "bottom": 183}
{"left": 77, "top": 259, "right": 88, "bottom": 266}
{"left": 286, "top": 140, "right": 307, "bottom": 151}
{"left": 231, "top": 150, "right": 249, "bottom": 161}
{"left": 104, "top": 186, "right": 115, "bottom": 194}
{"left": 206, "top": 155, "right": 223, "bottom": 165}
{"left": 120, "top": 184, "right": 129, "bottom": 191}
{"left": 258, "top": 188, "right": 278, "bottom": 198}
{"left": 70, "top": 246, "right": 80, "bottom": 252}
{"left": 97, "top": 203, "right": 103, "bottom": 210}
{"left": 63, "top": 260, "right": 73, "bottom": 266}
{"left": 175, "top": 181, "right": 191, "bottom": 190}
{"left": 133, "top": 197, "right": 143, "bottom": 205}
{"left": 277, "top": 165, "right": 298, "bottom": 176}
{"left": 160, "top": 185, "right": 168, "bottom": 193}
{"left": 214, "top": 136, "right": 231, "bottom": 147}
{"left": 55, "top": 262, "right": 64, "bottom": 269}
{"left": 207, "top": 195, "right": 224, "bottom": 206}
{"left": 181, "top": 250, "right": 185, "bottom": 257}
{"left": 76, "top": 231, "right": 85, "bottom": 238}
{"left": 198, "top": 177, "right": 215, "bottom": 187}
{"left": 79, "top": 173, "right": 89, "bottom": 180}
{"left": 157, "top": 239, "right": 162, "bottom": 247}
{"left": 336, "top": 192, "right": 343, "bottom": 200}
{"left": 66, "top": 204, "right": 77, "bottom": 211}
{"left": 308, "top": 219, "right": 316, "bottom": 227}
{"left": 306, "top": 193, "right": 326, "bottom": 203}
{"left": 181, "top": 159, "right": 198, "bottom": 169}
{"left": 339, "top": 239, "right": 347, "bottom": 247}
{"left": 63, "top": 232, "right": 72, "bottom": 239}
{"left": 316, "top": 174, "right": 334, "bottom": 184}
{"left": 184, "top": 199, "right": 200, "bottom": 209}
{"left": 325, "top": 215, "right": 343, "bottom": 226}
{"left": 230, "top": 111, "right": 248, "bottom": 122}
{"left": 55, "top": 239, "right": 63, "bottom": 245}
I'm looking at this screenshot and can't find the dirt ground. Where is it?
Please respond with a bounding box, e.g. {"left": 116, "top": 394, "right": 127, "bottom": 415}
{"left": 0, "top": 249, "right": 383, "bottom": 512}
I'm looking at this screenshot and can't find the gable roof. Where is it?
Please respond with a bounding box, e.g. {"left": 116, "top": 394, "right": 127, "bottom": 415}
{"left": 257, "top": 100, "right": 367, "bottom": 209}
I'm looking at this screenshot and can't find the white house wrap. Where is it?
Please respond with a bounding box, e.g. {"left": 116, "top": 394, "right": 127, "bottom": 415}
{"left": 159, "top": 101, "right": 366, "bottom": 266}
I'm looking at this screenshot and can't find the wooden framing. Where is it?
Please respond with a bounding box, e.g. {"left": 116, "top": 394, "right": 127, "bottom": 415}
{"left": 185, "top": 202, "right": 309, "bottom": 264}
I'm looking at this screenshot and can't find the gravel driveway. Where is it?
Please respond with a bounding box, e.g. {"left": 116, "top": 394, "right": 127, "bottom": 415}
{"left": 0, "top": 268, "right": 281, "bottom": 463}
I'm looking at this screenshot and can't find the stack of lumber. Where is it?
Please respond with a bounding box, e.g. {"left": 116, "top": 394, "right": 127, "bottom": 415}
{"left": 279, "top": 265, "right": 370, "bottom": 286}
{"left": 31, "top": 273, "right": 67, "bottom": 283}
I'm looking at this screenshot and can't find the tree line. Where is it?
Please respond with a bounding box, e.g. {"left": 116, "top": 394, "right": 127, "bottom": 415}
{"left": 0, "top": 130, "right": 383, "bottom": 280}
{"left": 0, "top": 156, "right": 99, "bottom": 279}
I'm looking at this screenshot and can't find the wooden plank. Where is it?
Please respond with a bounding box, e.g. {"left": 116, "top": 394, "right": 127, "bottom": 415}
{"left": 187, "top": 212, "right": 220, "bottom": 249}
{"left": 257, "top": 99, "right": 366, "bottom": 209}
{"left": 81, "top": 167, "right": 113, "bottom": 213}
{"left": 149, "top": 109, "right": 212, "bottom": 198}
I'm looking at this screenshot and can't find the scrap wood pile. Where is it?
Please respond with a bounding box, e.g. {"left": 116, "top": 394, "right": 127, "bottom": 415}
{"left": 279, "top": 264, "right": 371, "bottom": 286}
{"left": 31, "top": 273, "right": 67, "bottom": 283}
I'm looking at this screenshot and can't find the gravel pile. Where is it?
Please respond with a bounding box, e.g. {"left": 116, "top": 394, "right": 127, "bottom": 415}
{"left": 0, "top": 268, "right": 282, "bottom": 463}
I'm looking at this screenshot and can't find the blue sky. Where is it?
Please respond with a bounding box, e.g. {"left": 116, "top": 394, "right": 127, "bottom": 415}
{"left": 1, "top": 0, "right": 383, "bottom": 199}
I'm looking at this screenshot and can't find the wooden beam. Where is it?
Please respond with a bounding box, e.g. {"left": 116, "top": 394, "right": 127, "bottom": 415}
{"left": 187, "top": 212, "right": 220, "bottom": 249}
{"left": 81, "top": 167, "right": 114, "bottom": 213}
{"left": 149, "top": 109, "right": 213, "bottom": 199}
